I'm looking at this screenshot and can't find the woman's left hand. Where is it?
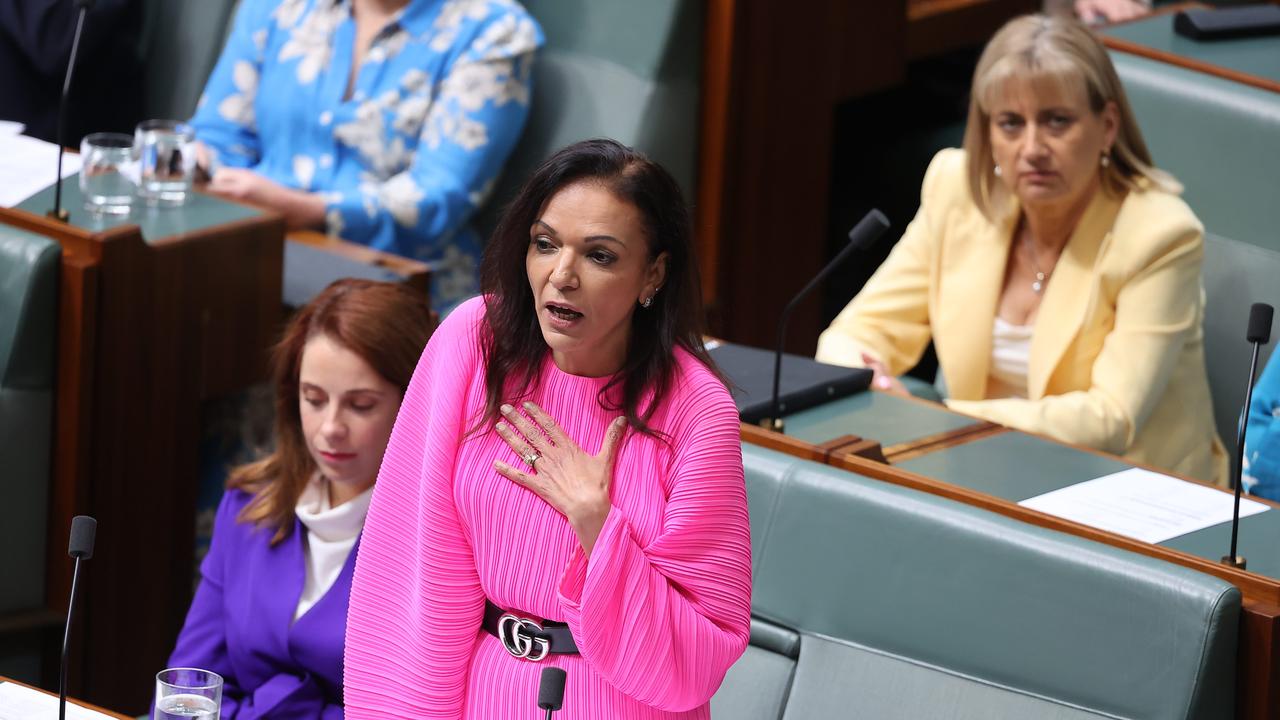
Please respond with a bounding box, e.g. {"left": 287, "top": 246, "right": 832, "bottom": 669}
{"left": 493, "top": 402, "right": 628, "bottom": 556}
{"left": 862, "top": 352, "right": 910, "bottom": 397}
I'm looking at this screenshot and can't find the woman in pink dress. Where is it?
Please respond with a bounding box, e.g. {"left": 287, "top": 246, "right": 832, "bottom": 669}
{"left": 343, "top": 139, "right": 752, "bottom": 718}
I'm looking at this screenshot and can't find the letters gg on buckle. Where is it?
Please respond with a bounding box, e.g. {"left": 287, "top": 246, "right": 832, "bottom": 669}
{"left": 497, "top": 612, "right": 551, "bottom": 662}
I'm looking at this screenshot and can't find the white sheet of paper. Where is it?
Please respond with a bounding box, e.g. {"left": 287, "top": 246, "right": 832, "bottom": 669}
{"left": 0, "top": 681, "right": 120, "bottom": 720}
{"left": 0, "top": 133, "right": 82, "bottom": 208}
{"left": 1019, "top": 467, "right": 1269, "bottom": 544}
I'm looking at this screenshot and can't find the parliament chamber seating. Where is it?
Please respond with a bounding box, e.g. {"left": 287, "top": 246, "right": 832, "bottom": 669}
{"left": 0, "top": 228, "right": 60, "bottom": 678}
{"left": 711, "top": 443, "right": 1240, "bottom": 719}
{"left": 476, "top": 0, "right": 702, "bottom": 230}
{"left": 1110, "top": 50, "right": 1280, "bottom": 450}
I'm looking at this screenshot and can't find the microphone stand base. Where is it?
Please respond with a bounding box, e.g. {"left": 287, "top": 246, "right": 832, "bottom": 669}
{"left": 1220, "top": 555, "right": 1247, "bottom": 570}
{"left": 758, "top": 417, "right": 785, "bottom": 433}
{"left": 46, "top": 208, "right": 70, "bottom": 222}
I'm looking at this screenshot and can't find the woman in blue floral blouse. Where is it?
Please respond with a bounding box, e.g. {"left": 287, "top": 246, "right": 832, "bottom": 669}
{"left": 1245, "top": 353, "right": 1280, "bottom": 501}
{"left": 192, "top": 0, "right": 542, "bottom": 310}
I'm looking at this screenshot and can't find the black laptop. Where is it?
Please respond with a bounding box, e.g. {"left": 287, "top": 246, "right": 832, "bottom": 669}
{"left": 707, "top": 341, "right": 873, "bottom": 424}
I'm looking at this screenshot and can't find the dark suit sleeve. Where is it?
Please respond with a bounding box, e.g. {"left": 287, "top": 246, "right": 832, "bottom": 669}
{"left": 166, "top": 491, "right": 247, "bottom": 716}
{"left": 0, "top": 0, "right": 138, "bottom": 78}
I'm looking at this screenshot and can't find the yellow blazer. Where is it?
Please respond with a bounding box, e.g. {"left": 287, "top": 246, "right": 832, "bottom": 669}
{"left": 816, "top": 149, "right": 1227, "bottom": 484}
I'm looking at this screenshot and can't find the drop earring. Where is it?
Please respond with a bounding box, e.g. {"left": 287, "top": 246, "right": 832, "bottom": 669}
{"left": 993, "top": 164, "right": 1002, "bottom": 177}
{"left": 1100, "top": 150, "right": 1111, "bottom": 168}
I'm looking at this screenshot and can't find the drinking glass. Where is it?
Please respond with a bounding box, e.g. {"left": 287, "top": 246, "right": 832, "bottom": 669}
{"left": 153, "top": 667, "right": 222, "bottom": 720}
{"left": 79, "top": 133, "right": 136, "bottom": 215}
{"left": 135, "top": 119, "right": 197, "bottom": 206}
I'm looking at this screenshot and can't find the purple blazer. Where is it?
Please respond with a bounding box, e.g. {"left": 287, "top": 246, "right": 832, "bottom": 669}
{"left": 168, "top": 489, "right": 353, "bottom": 719}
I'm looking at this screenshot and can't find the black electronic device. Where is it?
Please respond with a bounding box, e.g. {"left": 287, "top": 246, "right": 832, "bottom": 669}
{"left": 710, "top": 342, "right": 872, "bottom": 424}
{"left": 1174, "top": 4, "right": 1280, "bottom": 41}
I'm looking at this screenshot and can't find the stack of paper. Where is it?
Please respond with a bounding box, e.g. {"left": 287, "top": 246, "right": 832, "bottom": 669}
{"left": 1019, "top": 468, "right": 1269, "bottom": 544}
{"left": 0, "top": 132, "right": 82, "bottom": 208}
{"left": 0, "top": 680, "right": 123, "bottom": 719}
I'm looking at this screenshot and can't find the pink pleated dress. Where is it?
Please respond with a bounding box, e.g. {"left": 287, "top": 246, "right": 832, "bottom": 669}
{"left": 344, "top": 297, "right": 752, "bottom": 718}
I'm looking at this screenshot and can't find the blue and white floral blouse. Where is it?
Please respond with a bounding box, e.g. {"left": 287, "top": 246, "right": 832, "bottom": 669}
{"left": 1244, "top": 352, "right": 1280, "bottom": 501}
{"left": 191, "top": 0, "right": 542, "bottom": 310}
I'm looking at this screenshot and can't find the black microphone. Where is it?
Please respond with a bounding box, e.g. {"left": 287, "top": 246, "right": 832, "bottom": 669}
{"left": 48, "top": 0, "right": 97, "bottom": 222}
{"left": 1224, "top": 303, "right": 1273, "bottom": 570}
{"left": 765, "top": 209, "right": 891, "bottom": 433}
{"left": 537, "top": 666, "right": 566, "bottom": 719}
{"left": 59, "top": 515, "right": 96, "bottom": 720}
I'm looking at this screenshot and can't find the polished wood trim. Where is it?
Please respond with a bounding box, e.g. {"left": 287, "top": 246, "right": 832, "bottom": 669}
{"left": 883, "top": 422, "right": 1008, "bottom": 462}
{"left": 287, "top": 229, "right": 433, "bottom": 294}
{"left": 1100, "top": 2, "right": 1280, "bottom": 95}
{"left": 695, "top": 0, "right": 736, "bottom": 309}
{"left": 741, "top": 422, "right": 829, "bottom": 463}
{"left": 0, "top": 675, "right": 132, "bottom": 720}
{"left": 45, "top": 253, "right": 99, "bottom": 617}
{"left": 828, "top": 436, "right": 889, "bottom": 463}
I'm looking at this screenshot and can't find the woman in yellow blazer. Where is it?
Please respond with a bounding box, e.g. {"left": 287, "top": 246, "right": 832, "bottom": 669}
{"left": 816, "top": 14, "right": 1227, "bottom": 484}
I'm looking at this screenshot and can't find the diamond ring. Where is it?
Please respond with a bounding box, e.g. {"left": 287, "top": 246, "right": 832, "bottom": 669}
{"left": 522, "top": 451, "right": 539, "bottom": 468}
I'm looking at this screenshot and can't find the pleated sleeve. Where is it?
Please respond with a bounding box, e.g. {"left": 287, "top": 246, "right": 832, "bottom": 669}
{"left": 343, "top": 297, "right": 488, "bottom": 718}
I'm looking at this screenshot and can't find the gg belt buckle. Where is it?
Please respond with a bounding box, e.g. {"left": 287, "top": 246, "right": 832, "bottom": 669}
{"left": 497, "top": 612, "right": 551, "bottom": 662}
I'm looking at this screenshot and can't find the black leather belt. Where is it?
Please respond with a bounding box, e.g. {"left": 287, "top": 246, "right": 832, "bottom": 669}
{"left": 482, "top": 600, "right": 579, "bottom": 661}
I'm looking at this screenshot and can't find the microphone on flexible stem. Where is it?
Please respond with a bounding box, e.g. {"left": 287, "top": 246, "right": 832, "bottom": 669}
{"left": 764, "top": 209, "right": 891, "bottom": 433}
{"left": 48, "top": 0, "right": 97, "bottom": 222}
{"left": 60, "top": 515, "right": 97, "bottom": 720}
{"left": 1223, "top": 303, "right": 1273, "bottom": 570}
{"left": 537, "top": 666, "right": 566, "bottom": 719}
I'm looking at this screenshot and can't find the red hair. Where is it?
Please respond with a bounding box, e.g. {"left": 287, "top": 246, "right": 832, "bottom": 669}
{"left": 228, "top": 279, "right": 435, "bottom": 544}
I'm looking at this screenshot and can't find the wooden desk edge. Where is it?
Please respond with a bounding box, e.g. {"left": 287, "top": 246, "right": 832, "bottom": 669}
{"left": 288, "top": 229, "right": 433, "bottom": 285}
{"left": 0, "top": 676, "right": 133, "bottom": 719}
{"left": 882, "top": 421, "right": 1007, "bottom": 462}
{"left": 1100, "top": 2, "right": 1280, "bottom": 96}
{"left": 741, "top": 419, "right": 1280, "bottom": 603}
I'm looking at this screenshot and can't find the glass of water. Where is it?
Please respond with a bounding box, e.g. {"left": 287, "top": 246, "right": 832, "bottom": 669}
{"left": 79, "top": 133, "right": 137, "bottom": 215}
{"left": 135, "top": 119, "right": 197, "bottom": 206}
{"left": 154, "top": 667, "right": 222, "bottom": 719}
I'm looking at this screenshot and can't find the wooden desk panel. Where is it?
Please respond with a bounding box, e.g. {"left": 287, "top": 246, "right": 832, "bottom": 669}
{"left": 0, "top": 201, "right": 284, "bottom": 713}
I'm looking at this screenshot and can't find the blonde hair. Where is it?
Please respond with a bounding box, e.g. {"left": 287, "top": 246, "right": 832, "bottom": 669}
{"left": 962, "top": 14, "right": 1179, "bottom": 220}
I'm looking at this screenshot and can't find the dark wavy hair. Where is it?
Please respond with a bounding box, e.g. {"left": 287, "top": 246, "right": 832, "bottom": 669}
{"left": 478, "top": 138, "right": 720, "bottom": 437}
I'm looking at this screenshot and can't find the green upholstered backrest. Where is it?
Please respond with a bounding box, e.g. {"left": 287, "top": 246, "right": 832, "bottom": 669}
{"left": 726, "top": 443, "right": 1240, "bottom": 720}
{"left": 1111, "top": 50, "right": 1280, "bottom": 449}
{"left": 0, "top": 228, "right": 60, "bottom": 615}
{"left": 138, "top": 0, "right": 242, "bottom": 120}
{"left": 475, "top": 0, "right": 702, "bottom": 233}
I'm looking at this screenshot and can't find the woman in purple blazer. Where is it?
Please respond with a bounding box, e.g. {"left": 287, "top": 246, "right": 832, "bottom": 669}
{"left": 166, "top": 279, "right": 435, "bottom": 718}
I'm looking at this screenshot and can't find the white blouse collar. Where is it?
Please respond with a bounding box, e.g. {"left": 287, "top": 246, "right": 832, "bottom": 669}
{"left": 295, "top": 475, "right": 372, "bottom": 543}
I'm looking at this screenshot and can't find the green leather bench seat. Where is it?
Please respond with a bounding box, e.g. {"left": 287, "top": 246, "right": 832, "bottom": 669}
{"left": 0, "top": 228, "right": 59, "bottom": 615}
{"left": 1110, "top": 50, "right": 1280, "bottom": 448}
{"left": 712, "top": 443, "right": 1240, "bottom": 719}
{"left": 0, "top": 228, "right": 59, "bottom": 683}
